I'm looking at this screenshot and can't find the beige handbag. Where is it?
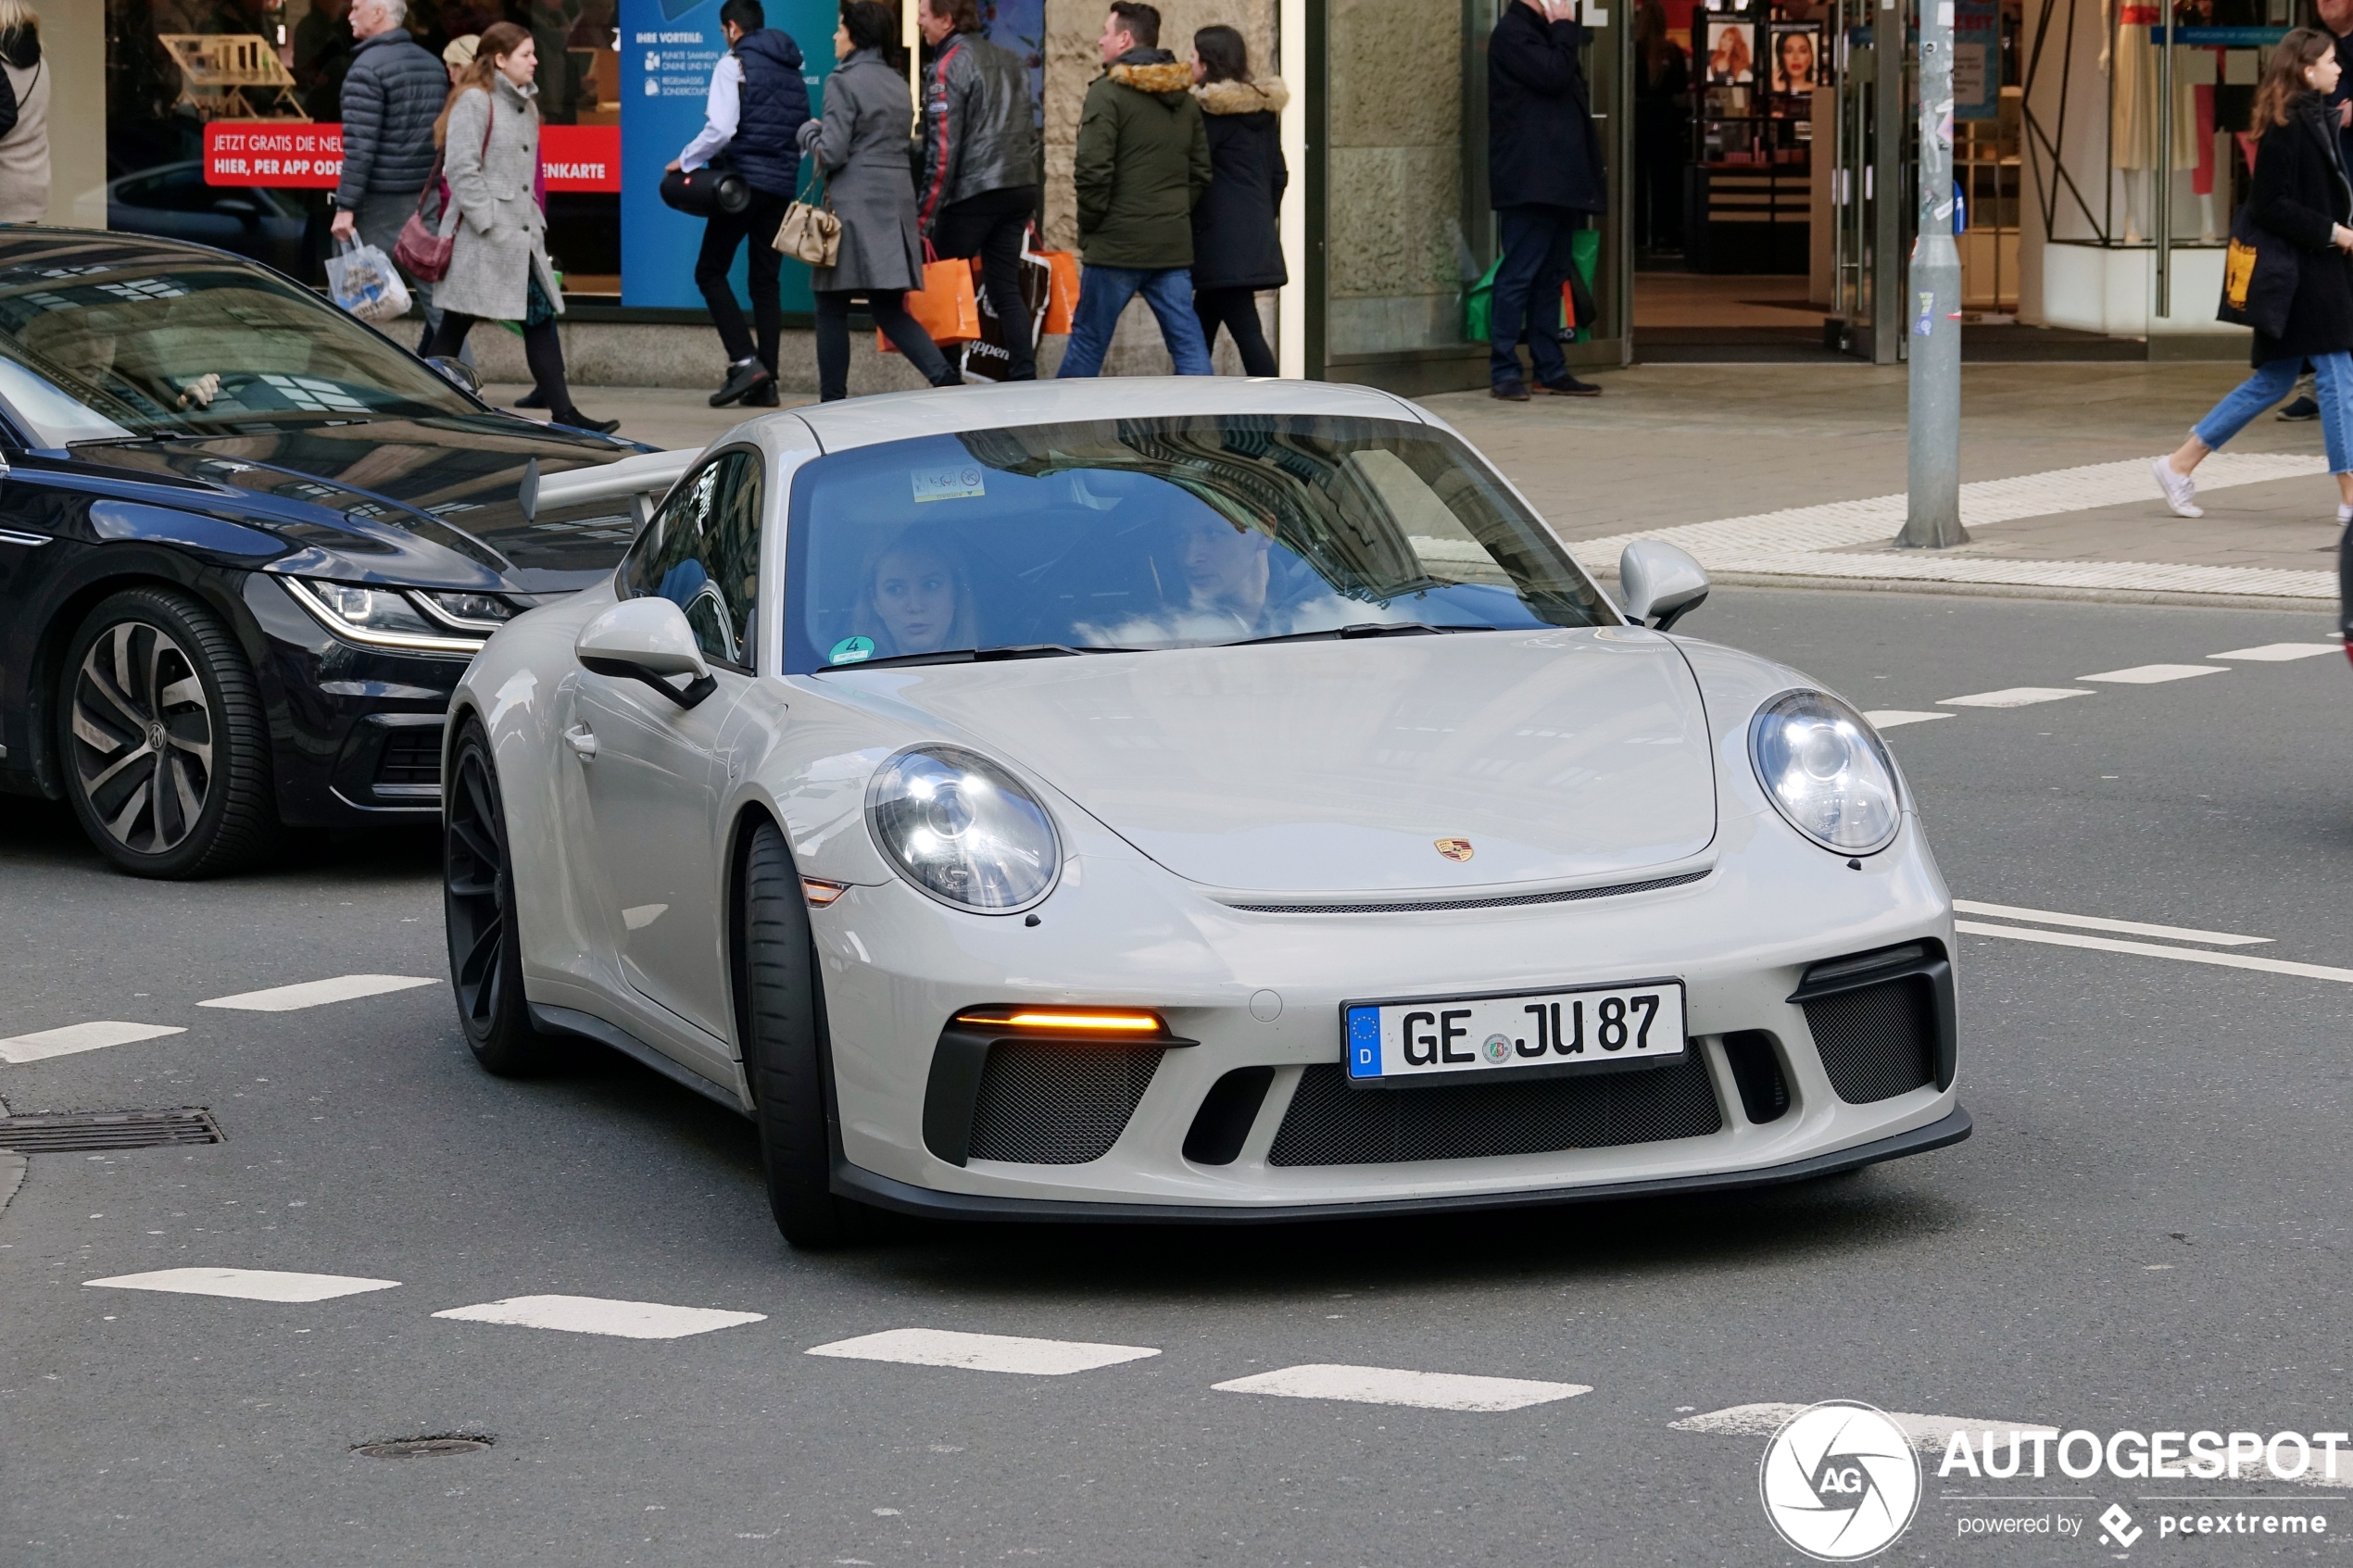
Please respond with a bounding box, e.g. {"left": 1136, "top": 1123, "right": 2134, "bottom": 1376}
{"left": 774, "top": 169, "right": 840, "bottom": 268}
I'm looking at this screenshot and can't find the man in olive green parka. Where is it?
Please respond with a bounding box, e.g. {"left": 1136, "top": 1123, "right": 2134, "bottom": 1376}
{"left": 1058, "top": 1, "right": 1214, "bottom": 376}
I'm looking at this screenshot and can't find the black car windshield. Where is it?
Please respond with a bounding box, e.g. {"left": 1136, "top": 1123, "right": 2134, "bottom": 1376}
{"left": 0, "top": 252, "right": 480, "bottom": 444}
{"left": 783, "top": 414, "right": 1608, "bottom": 673}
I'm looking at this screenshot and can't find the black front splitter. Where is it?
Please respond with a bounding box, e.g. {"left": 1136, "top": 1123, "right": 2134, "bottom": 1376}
{"left": 831, "top": 1105, "right": 1972, "bottom": 1225}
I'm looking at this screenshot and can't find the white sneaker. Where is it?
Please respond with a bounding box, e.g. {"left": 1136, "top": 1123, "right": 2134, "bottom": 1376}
{"left": 2337, "top": 503, "right": 2351, "bottom": 524}
{"left": 2152, "top": 457, "right": 2203, "bottom": 518}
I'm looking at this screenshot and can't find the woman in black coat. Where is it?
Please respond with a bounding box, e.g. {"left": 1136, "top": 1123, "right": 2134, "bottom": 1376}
{"left": 2158, "top": 28, "right": 2353, "bottom": 521}
{"left": 1188, "top": 26, "right": 1287, "bottom": 377}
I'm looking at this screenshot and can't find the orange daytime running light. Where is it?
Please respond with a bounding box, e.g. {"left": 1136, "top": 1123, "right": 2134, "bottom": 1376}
{"left": 956, "top": 1009, "right": 1164, "bottom": 1033}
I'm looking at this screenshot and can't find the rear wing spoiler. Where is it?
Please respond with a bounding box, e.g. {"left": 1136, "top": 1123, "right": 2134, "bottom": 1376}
{"left": 518, "top": 447, "right": 701, "bottom": 526}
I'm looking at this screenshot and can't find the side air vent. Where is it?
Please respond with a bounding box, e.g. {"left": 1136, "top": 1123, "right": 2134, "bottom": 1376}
{"left": 1789, "top": 941, "right": 1956, "bottom": 1104}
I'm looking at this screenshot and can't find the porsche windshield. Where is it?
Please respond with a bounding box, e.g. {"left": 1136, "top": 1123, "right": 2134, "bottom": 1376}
{"left": 0, "top": 254, "right": 480, "bottom": 443}
{"left": 784, "top": 414, "right": 1609, "bottom": 673}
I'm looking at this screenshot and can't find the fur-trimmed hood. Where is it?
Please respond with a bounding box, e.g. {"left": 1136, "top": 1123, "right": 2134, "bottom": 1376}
{"left": 1108, "top": 53, "right": 1195, "bottom": 99}
{"left": 1192, "top": 74, "right": 1289, "bottom": 116}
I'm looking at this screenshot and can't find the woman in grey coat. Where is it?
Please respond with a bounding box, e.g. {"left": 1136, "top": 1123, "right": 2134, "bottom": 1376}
{"left": 797, "top": 2, "right": 960, "bottom": 401}
{"left": 422, "top": 21, "right": 613, "bottom": 432}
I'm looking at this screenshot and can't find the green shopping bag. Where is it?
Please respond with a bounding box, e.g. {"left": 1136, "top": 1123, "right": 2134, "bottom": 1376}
{"left": 1464, "top": 256, "right": 1501, "bottom": 344}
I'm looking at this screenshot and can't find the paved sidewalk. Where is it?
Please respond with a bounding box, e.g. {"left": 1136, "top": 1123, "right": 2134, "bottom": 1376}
{"left": 500, "top": 360, "right": 2348, "bottom": 612}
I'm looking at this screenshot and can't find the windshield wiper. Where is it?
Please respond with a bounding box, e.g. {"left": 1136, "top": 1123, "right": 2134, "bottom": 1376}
{"left": 1218, "top": 621, "right": 1499, "bottom": 648}
{"left": 828, "top": 643, "right": 1128, "bottom": 671}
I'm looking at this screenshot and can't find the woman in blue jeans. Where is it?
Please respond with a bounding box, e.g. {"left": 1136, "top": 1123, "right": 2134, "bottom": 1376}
{"left": 2157, "top": 28, "right": 2353, "bottom": 521}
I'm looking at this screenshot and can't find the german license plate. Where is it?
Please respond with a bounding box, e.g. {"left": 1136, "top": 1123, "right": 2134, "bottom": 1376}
{"left": 1342, "top": 980, "right": 1687, "bottom": 1085}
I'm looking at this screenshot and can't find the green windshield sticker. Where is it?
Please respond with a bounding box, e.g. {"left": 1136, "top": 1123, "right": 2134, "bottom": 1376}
{"left": 828, "top": 635, "right": 876, "bottom": 665}
{"left": 911, "top": 464, "right": 987, "bottom": 503}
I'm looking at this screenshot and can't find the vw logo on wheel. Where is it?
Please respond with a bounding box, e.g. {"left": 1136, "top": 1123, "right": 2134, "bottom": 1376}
{"left": 1758, "top": 1401, "right": 1920, "bottom": 1561}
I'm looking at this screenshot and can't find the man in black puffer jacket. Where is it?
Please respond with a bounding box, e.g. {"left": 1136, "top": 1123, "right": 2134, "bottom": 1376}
{"left": 673, "top": 0, "right": 812, "bottom": 408}
{"left": 328, "top": 0, "right": 447, "bottom": 343}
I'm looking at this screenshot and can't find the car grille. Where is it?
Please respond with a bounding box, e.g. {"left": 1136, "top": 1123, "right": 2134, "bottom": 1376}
{"left": 375, "top": 727, "right": 442, "bottom": 789}
{"left": 1802, "top": 981, "right": 1938, "bottom": 1103}
{"left": 964, "top": 1042, "right": 1166, "bottom": 1164}
{"left": 1265, "top": 1055, "right": 1722, "bottom": 1167}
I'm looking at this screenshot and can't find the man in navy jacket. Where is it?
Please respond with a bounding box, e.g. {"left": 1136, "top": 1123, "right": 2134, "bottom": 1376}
{"left": 670, "top": 0, "right": 811, "bottom": 407}
{"left": 1487, "top": 0, "right": 1607, "bottom": 400}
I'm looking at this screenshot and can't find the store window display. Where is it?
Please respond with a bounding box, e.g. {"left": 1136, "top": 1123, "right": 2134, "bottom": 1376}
{"left": 105, "top": 0, "right": 623, "bottom": 293}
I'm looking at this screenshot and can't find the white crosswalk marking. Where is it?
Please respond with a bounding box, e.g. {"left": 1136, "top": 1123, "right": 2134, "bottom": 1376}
{"left": 806, "top": 1327, "right": 1160, "bottom": 1375}
{"left": 1212, "top": 1363, "right": 1588, "bottom": 1412}
{"left": 2208, "top": 642, "right": 2341, "bottom": 661}
{"left": 1863, "top": 710, "right": 1954, "bottom": 731}
{"left": 1957, "top": 921, "right": 2353, "bottom": 983}
{"left": 1937, "top": 687, "right": 2094, "bottom": 709}
{"left": 197, "top": 974, "right": 435, "bottom": 1012}
{"left": 2078, "top": 664, "right": 2227, "bottom": 684}
{"left": 432, "top": 1295, "right": 765, "bottom": 1339}
{"left": 85, "top": 1267, "right": 400, "bottom": 1302}
{"left": 1671, "top": 1403, "right": 2055, "bottom": 1453}
{"left": 0, "top": 1021, "right": 185, "bottom": 1065}
{"left": 1950, "top": 899, "right": 2270, "bottom": 946}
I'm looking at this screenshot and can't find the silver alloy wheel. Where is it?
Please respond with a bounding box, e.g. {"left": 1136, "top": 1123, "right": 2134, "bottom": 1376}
{"left": 69, "top": 621, "right": 216, "bottom": 855}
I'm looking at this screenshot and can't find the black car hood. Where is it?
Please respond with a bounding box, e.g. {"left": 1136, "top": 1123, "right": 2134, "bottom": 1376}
{"left": 70, "top": 415, "right": 649, "bottom": 589}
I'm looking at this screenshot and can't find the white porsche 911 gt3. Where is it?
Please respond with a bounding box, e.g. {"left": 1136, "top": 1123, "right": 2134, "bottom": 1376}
{"left": 441, "top": 379, "right": 1968, "bottom": 1247}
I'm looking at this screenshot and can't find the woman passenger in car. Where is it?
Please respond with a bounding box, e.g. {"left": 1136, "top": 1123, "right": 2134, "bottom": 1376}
{"left": 855, "top": 533, "right": 977, "bottom": 657}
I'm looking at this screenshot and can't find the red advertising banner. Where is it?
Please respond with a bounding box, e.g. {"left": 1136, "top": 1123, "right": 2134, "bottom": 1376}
{"left": 204, "top": 120, "right": 623, "bottom": 194}
{"left": 203, "top": 122, "right": 343, "bottom": 187}
{"left": 538, "top": 125, "right": 622, "bottom": 193}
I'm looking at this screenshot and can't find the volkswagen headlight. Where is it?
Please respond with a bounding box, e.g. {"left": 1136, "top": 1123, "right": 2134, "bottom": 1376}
{"left": 1748, "top": 691, "right": 1903, "bottom": 855}
{"left": 865, "top": 746, "right": 1061, "bottom": 912}
{"left": 281, "top": 577, "right": 487, "bottom": 655}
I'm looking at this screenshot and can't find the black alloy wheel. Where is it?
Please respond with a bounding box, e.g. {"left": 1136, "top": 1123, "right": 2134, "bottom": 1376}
{"left": 444, "top": 717, "right": 555, "bottom": 1075}
{"left": 58, "top": 587, "right": 273, "bottom": 879}
{"left": 736, "top": 817, "right": 877, "bottom": 1248}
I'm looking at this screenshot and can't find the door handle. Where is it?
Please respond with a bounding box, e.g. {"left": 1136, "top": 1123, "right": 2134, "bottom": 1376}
{"left": 563, "top": 723, "right": 598, "bottom": 760}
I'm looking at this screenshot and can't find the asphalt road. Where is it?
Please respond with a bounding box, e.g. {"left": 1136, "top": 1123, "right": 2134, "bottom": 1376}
{"left": 5, "top": 588, "right": 2351, "bottom": 1568}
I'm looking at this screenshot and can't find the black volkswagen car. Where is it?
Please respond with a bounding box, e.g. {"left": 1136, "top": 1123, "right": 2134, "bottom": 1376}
{"left": 0, "top": 229, "right": 654, "bottom": 878}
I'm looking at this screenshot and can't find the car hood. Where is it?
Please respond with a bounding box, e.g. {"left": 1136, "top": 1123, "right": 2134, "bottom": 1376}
{"left": 69, "top": 417, "right": 647, "bottom": 586}
{"left": 829, "top": 629, "right": 1718, "bottom": 896}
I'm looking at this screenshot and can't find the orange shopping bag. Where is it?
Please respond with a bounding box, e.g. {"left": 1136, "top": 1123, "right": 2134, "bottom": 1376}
{"left": 878, "top": 248, "right": 980, "bottom": 352}
{"left": 1038, "top": 247, "right": 1081, "bottom": 334}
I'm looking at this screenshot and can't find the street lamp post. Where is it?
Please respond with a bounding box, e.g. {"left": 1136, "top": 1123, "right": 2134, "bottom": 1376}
{"left": 1898, "top": 0, "right": 1969, "bottom": 548}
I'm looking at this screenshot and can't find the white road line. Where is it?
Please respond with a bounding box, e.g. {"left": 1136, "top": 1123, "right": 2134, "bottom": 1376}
{"left": 1212, "top": 1364, "right": 1589, "bottom": 1412}
{"left": 1937, "top": 687, "right": 2095, "bottom": 709}
{"left": 0, "top": 1021, "right": 185, "bottom": 1065}
{"left": 1671, "top": 1404, "right": 2056, "bottom": 1453}
{"left": 433, "top": 1295, "right": 765, "bottom": 1339}
{"left": 805, "top": 1327, "right": 1160, "bottom": 1376}
{"left": 1950, "top": 900, "right": 2271, "bottom": 947}
{"left": 2078, "top": 664, "right": 2228, "bottom": 684}
{"left": 85, "top": 1267, "right": 400, "bottom": 1302}
{"left": 196, "top": 974, "right": 435, "bottom": 1012}
{"left": 1864, "top": 710, "right": 1955, "bottom": 731}
{"left": 1957, "top": 921, "right": 2353, "bottom": 984}
{"left": 2208, "top": 642, "right": 2342, "bottom": 661}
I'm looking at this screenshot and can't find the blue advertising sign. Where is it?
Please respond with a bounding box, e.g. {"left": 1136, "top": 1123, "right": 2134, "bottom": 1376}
{"left": 615, "top": 0, "right": 1043, "bottom": 313}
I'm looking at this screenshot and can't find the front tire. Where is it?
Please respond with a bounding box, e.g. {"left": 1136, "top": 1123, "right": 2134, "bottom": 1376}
{"left": 58, "top": 587, "right": 274, "bottom": 879}
{"left": 736, "top": 818, "right": 875, "bottom": 1248}
{"left": 444, "top": 717, "right": 555, "bottom": 1075}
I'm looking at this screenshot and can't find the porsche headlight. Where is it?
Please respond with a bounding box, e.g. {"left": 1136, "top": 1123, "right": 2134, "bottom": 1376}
{"left": 281, "top": 577, "right": 486, "bottom": 655}
{"left": 1748, "top": 690, "right": 1903, "bottom": 855}
{"left": 866, "top": 746, "right": 1060, "bottom": 912}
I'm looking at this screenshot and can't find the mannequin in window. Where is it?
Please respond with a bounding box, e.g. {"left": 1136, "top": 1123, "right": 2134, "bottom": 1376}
{"left": 2107, "top": 0, "right": 2205, "bottom": 242}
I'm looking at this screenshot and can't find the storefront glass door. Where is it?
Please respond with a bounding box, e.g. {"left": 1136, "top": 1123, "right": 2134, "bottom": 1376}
{"left": 1827, "top": 0, "right": 1911, "bottom": 360}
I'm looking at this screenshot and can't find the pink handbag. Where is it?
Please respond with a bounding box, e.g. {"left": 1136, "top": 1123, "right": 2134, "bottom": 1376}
{"left": 395, "top": 108, "right": 494, "bottom": 282}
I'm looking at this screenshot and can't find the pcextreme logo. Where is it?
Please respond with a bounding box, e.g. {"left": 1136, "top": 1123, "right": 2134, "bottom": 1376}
{"left": 1760, "top": 1401, "right": 1923, "bottom": 1561}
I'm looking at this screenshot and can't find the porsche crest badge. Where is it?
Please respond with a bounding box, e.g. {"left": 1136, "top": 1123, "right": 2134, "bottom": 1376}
{"left": 1434, "top": 838, "right": 1475, "bottom": 862}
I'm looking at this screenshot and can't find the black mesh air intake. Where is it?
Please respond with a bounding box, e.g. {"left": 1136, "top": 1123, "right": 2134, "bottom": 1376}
{"left": 1802, "top": 981, "right": 1938, "bottom": 1103}
{"left": 963, "top": 1042, "right": 1165, "bottom": 1164}
{"left": 1720, "top": 1031, "right": 1792, "bottom": 1123}
{"left": 375, "top": 726, "right": 442, "bottom": 787}
{"left": 1265, "top": 1055, "right": 1722, "bottom": 1167}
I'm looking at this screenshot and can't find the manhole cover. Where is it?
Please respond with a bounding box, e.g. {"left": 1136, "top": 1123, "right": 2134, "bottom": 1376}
{"left": 352, "top": 1436, "right": 493, "bottom": 1459}
{"left": 0, "top": 1109, "right": 222, "bottom": 1153}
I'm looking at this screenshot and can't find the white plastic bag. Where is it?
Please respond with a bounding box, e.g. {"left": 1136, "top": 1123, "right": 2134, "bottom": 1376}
{"left": 326, "top": 241, "right": 413, "bottom": 325}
